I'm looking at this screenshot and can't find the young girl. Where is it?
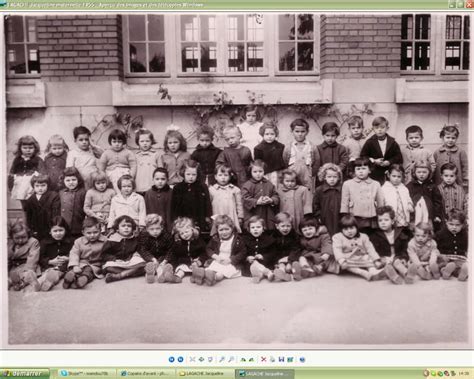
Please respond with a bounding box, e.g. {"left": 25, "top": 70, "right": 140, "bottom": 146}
{"left": 163, "top": 217, "right": 207, "bottom": 284}
{"left": 406, "top": 161, "right": 443, "bottom": 228}
{"left": 44, "top": 135, "right": 69, "bottom": 192}
{"left": 277, "top": 169, "right": 312, "bottom": 232}
{"left": 433, "top": 125, "right": 468, "bottom": 190}
{"left": 144, "top": 168, "right": 173, "bottom": 232}
{"left": 242, "top": 160, "right": 279, "bottom": 230}
{"left": 83, "top": 171, "right": 116, "bottom": 233}
{"left": 242, "top": 216, "right": 275, "bottom": 283}
{"left": 332, "top": 215, "right": 385, "bottom": 281}
{"left": 272, "top": 212, "right": 301, "bottom": 282}
{"left": 108, "top": 175, "right": 146, "bottom": 231}
{"left": 98, "top": 129, "right": 137, "bottom": 193}
{"left": 137, "top": 214, "right": 174, "bottom": 283}
{"left": 8, "top": 135, "right": 45, "bottom": 206}
{"left": 200, "top": 215, "right": 246, "bottom": 286}
{"left": 135, "top": 129, "right": 159, "bottom": 195}
{"left": 216, "top": 125, "right": 253, "bottom": 188}
{"left": 239, "top": 105, "right": 264, "bottom": 155}
{"left": 36, "top": 216, "right": 74, "bottom": 291}
{"left": 340, "top": 157, "right": 384, "bottom": 234}
{"left": 407, "top": 222, "right": 441, "bottom": 281}
{"left": 313, "top": 163, "right": 342, "bottom": 236}
{"left": 171, "top": 159, "right": 212, "bottom": 235}
{"left": 190, "top": 126, "right": 222, "bottom": 186}
{"left": 253, "top": 123, "right": 286, "bottom": 188}
{"left": 59, "top": 167, "right": 87, "bottom": 237}
{"left": 102, "top": 215, "right": 146, "bottom": 283}
{"left": 381, "top": 164, "right": 414, "bottom": 228}
{"left": 158, "top": 128, "right": 191, "bottom": 186}
{"left": 7, "top": 220, "right": 40, "bottom": 291}
{"left": 209, "top": 164, "right": 244, "bottom": 234}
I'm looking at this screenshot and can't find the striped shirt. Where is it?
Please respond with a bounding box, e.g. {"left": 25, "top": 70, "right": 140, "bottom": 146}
{"left": 438, "top": 182, "right": 467, "bottom": 214}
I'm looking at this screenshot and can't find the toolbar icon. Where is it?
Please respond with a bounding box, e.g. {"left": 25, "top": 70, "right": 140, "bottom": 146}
{"left": 60, "top": 371, "right": 69, "bottom": 377}
{"left": 120, "top": 371, "right": 128, "bottom": 377}
{"left": 177, "top": 356, "right": 184, "bottom": 363}
{"left": 168, "top": 357, "right": 175, "bottom": 363}
{"left": 457, "top": 0, "right": 465, "bottom": 7}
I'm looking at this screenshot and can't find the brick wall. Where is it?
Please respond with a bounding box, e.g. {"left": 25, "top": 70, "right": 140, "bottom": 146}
{"left": 320, "top": 15, "right": 401, "bottom": 79}
{"left": 37, "top": 15, "right": 123, "bottom": 81}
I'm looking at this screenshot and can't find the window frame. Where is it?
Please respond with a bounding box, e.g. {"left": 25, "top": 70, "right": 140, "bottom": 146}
{"left": 441, "top": 14, "right": 470, "bottom": 75}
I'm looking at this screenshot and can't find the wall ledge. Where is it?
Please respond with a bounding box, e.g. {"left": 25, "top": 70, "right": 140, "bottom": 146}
{"left": 396, "top": 78, "right": 468, "bottom": 103}
{"left": 6, "top": 81, "right": 46, "bottom": 108}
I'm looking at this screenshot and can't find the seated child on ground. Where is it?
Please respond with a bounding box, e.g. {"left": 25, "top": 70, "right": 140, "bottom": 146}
{"left": 406, "top": 222, "right": 441, "bottom": 281}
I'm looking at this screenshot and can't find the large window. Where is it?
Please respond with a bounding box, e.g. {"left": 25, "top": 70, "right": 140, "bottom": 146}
{"left": 401, "top": 14, "right": 431, "bottom": 71}
{"left": 444, "top": 15, "right": 469, "bottom": 71}
{"left": 5, "top": 15, "right": 40, "bottom": 75}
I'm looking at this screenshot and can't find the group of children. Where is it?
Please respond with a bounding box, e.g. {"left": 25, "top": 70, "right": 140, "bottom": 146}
{"left": 7, "top": 105, "right": 469, "bottom": 291}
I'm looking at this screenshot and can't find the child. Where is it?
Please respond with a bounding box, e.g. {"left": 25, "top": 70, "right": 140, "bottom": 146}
{"left": 8, "top": 135, "right": 45, "bottom": 205}
{"left": 401, "top": 125, "right": 436, "bottom": 184}
{"left": 7, "top": 220, "right": 40, "bottom": 291}
{"left": 433, "top": 125, "right": 468, "bottom": 190}
{"left": 239, "top": 104, "right": 264, "bottom": 155}
{"left": 406, "top": 222, "right": 441, "bottom": 280}
{"left": 253, "top": 123, "right": 286, "bottom": 188}
{"left": 158, "top": 128, "right": 191, "bottom": 186}
{"left": 98, "top": 128, "right": 137, "bottom": 193}
{"left": 282, "top": 118, "right": 320, "bottom": 191}
{"left": 36, "top": 216, "right": 74, "bottom": 291}
{"left": 277, "top": 169, "right": 312, "bottom": 232}
{"left": 406, "top": 161, "right": 443, "bottom": 229}
{"left": 24, "top": 174, "right": 60, "bottom": 240}
{"left": 437, "top": 162, "right": 468, "bottom": 216}
{"left": 299, "top": 216, "right": 337, "bottom": 276}
{"left": 313, "top": 163, "right": 342, "bottom": 236}
{"left": 190, "top": 126, "right": 222, "bottom": 186}
{"left": 83, "top": 171, "right": 116, "bottom": 233}
{"left": 216, "top": 125, "right": 253, "bottom": 188}
{"left": 66, "top": 126, "right": 103, "bottom": 189}
{"left": 242, "top": 216, "right": 275, "bottom": 283}
{"left": 242, "top": 160, "right": 279, "bottom": 230}
{"left": 108, "top": 174, "right": 146, "bottom": 231}
{"left": 59, "top": 167, "right": 87, "bottom": 237}
{"left": 381, "top": 164, "right": 414, "bottom": 228}
{"left": 360, "top": 116, "right": 403, "bottom": 184}
{"left": 340, "top": 157, "right": 384, "bottom": 234}
{"left": 64, "top": 217, "right": 107, "bottom": 289}
{"left": 44, "top": 134, "right": 69, "bottom": 191}
{"left": 102, "top": 215, "right": 146, "bottom": 283}
{"left": 144, "top": 168, "right": 173, "bottom": 232}
{"left": 135, "top": 129, "right": 159, "bottom": 194}
{"left": 332, "top": 215, "right": 385, "bottom": 281}
{"left": 164, "top": 217, "right": 207, "bottom": 284}
{"left": 314, "top": 122, "right": 349, "bottom": 184}
{"left": 209, "top": 164, "right": 244, "bottom": 234}
{"left": 435, "top": 209, "right": 468, "bottom": 281}
{"left": 171, "top": 159, "right": 212, "bottom": 235}
{"left": 343, "top": 115, "right": 366, "bottom": 162}
{"left": 137, "top": 214, "right": 174, "bottom": 283}
{"left": 369, "top": 206, "right": 412, "bottom": 285}
{"left": 201, "top": 215, "right": 247, "bottom": 286}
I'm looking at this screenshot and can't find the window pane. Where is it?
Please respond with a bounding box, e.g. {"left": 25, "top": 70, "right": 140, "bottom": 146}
{"left": 182, "top": 42, "right": 199, "bottom": 72}
{"left": 181, "top": 15, "right": 198, "bottom": 41}
{"left": 401, "top": 42, "right": 413, "bottom": 70}
{"left": 148, "top": 15, "right": 164, "bottom": 41}
{"left": 247, "top": 14, "right": 264, "bottom": 41}
{"left": 463, "top": 41, "right": 469, "bottom": 69}
{"left": 25, "top": 17, "right": 36, "bottom": 43}
{"left": 415, "top": 15, "right": 430, "bottom": 40}
{"left": 247, "top": 42, "right": 264, "bottom": 72}
{"left": 279, "top": 42, "right": 295, "bottom": 71}
{"left": 445, "top": 41, "right": 461, "bottom": 70}
{"left": 129, "top": 15, "right": 146, "bottom": 41}
{"left": 149, "top": 43, "right": 165, "bottom": 72}
{"left": 7, "top": 45, "right": 26, "bottom": 74}
{"left": 200, "top": 16, "right": 216, "bottom": 41}
{"left": 414, "top": 42, "right": 430, "bottom": 70}
{"left": 7, "top": 16, "right": 24, "bottom": 43}
{"left": 200, "top": 42, "right": 217, "bottom": 72}
{"left": 401, "top": 15, "right": 413, "bottom": 40}
{"left": 464, "top": 16, "right": 470, "bottom": 40}
{"left": 297, "top": 42, "right": 313, "bottom": 71}
{"left": 297, "top": 14, "right": 314, "bottom": 40}
{"left": 228, "top": 43, "right": 245, "bottom": 72}
{"left": 446, "top": 16, "right": 462, "bottom": 40}
{"left": 228, "top": 15, "right": 244, "bottom": 41}
{"left": 28, "top": 44, "right": 40, "bottom": 73}
{"left": 129, "top": 43, "right": 146, "bottom": 72}
{"left": 279, "top": 14, "right": 295, "bottom": 40}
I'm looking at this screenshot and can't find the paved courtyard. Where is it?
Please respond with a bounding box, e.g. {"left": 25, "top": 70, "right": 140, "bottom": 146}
{"left": 8, "top": 274, "right": 471, "bottom": 347}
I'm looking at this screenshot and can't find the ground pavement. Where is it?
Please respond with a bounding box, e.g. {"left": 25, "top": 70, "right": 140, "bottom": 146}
{"left": 8, "top": 274, "right": 470, "bottom": 347}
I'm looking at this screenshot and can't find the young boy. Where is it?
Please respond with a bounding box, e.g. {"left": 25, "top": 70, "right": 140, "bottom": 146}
{"left": 282, "top": 118, "right": 320, "bottom": 191}
{"left": 66, "top": 126, "right": 103, "bottom": 189}
{"left": 314, "top": 122, "right": 349, "bottom": 185}
{"left": 64, "top": 218, "right": 107, "bottom": 289}
{"left": 190, "top": 126, "right": 222, "bottom": 186}
{"left": 369, "top": 206, "right": 412, "bottom": 284}
{"left": 435, "top": 209, "right": 468, "bottom": 281}
{"left": 401, "top": 125, "right": 436, "bottom": 184}
{"left": 437, "top": 162, "right": 467, "bottom": 217}
{"left": 24, "top": 174, "right": 60, "bottom": 240}
{"left": 144, "top": 168, "right": 173, "bottom": 232}
{"left": 343, "top": 115, "right": 366, "bottom": 162}
{"left": 360, "top": 116, "right": 403, "bottom": 184}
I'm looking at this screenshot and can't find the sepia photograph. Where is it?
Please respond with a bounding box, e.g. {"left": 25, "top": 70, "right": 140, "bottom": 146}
{"left": 2, "top": 11, "right": 471, "bottom": 348}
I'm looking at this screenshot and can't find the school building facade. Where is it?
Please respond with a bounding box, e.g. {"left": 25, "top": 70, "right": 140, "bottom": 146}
{"left": 4, "top": 13, "right": 470, "bottom": 213}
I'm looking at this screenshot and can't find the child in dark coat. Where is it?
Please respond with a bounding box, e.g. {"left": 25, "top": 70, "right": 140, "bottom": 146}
{"left": 144, "top": 168, "right": 173, "bottom": 232}
{"left": 190, "top": 126, "right": 222, "bottom": 186}
{"left": 44, "top": 135, "right": 69, "bottom": 192}
{"left": 59, "top": 167, "right": 87, "bottom": 237}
